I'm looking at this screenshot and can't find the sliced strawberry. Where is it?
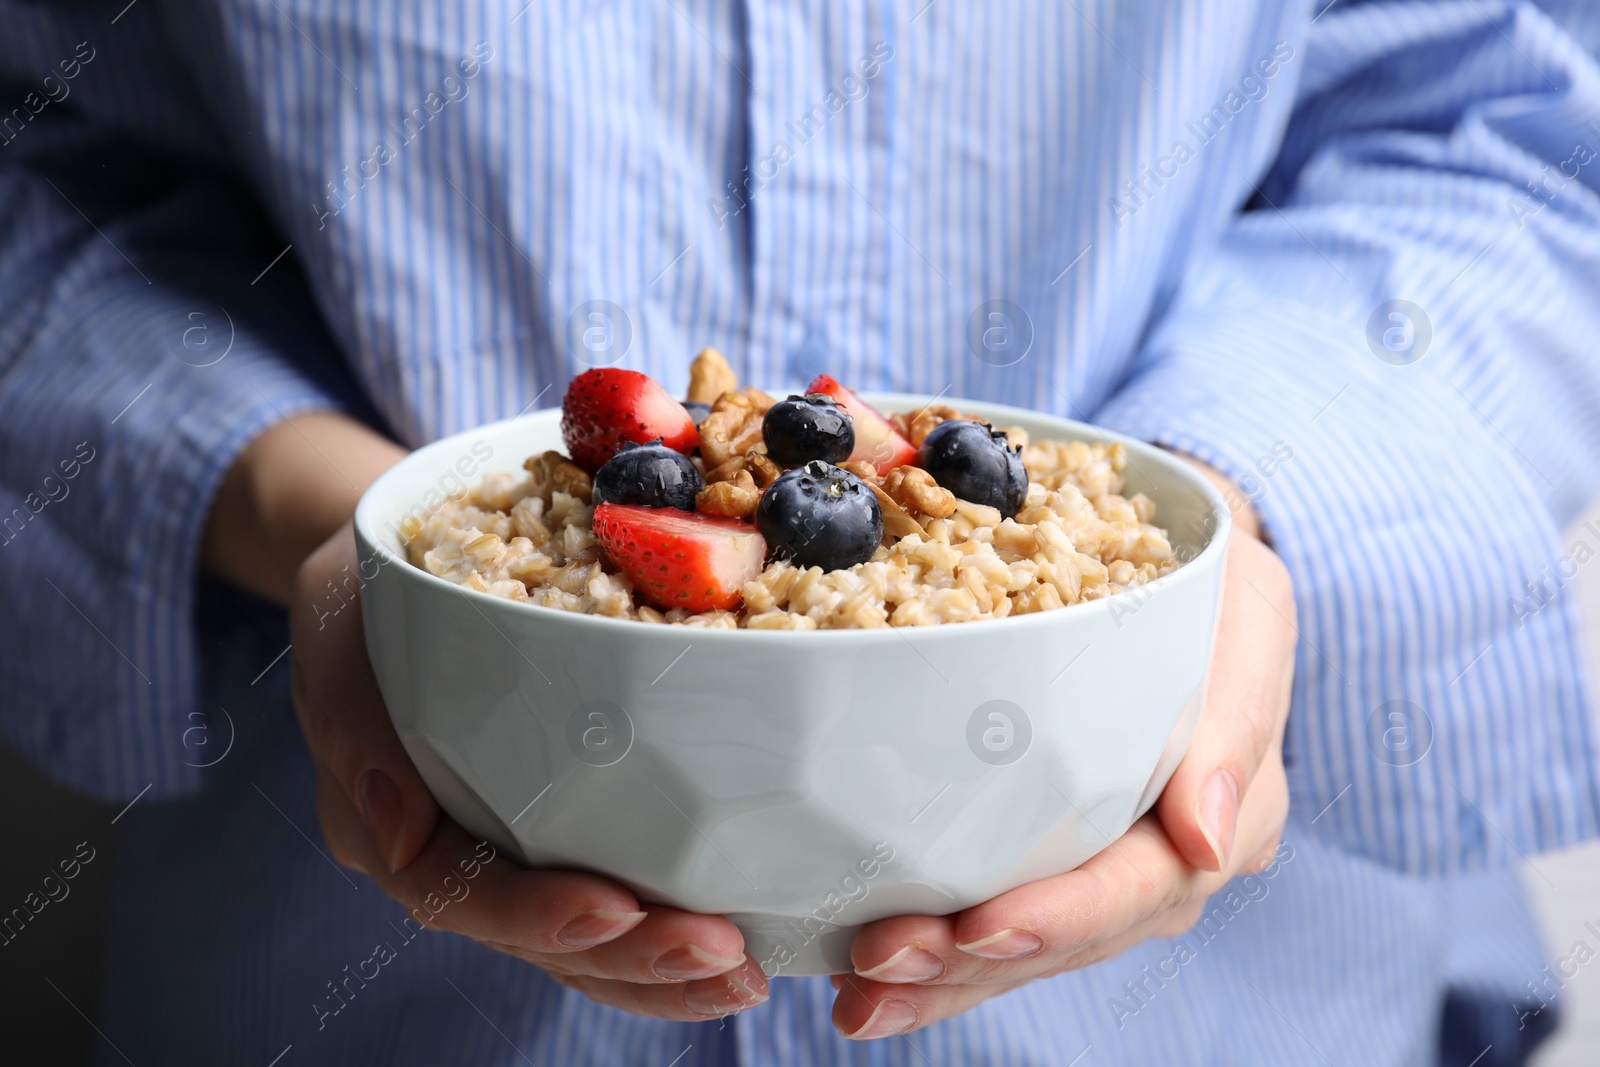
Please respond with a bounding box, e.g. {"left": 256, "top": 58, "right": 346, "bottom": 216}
{"left": 805, "top": 374, "right": 917, "bottom": 474}
{"left": 561, "top": 368, "right": 700, "bottom": 473}
{"left": 592, "top": 503, "right": 766, "bottom": 613}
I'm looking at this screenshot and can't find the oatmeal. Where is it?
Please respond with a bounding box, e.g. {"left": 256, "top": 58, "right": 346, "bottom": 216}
{"left": 402, "top": 426, "right": 1178, "bottom": 629}
{"left": 399, "top": 353, "right": 1178, "bottom": 626}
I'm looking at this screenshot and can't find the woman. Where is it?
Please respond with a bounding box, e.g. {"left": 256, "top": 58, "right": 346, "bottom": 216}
{"left": 2, "top": 0, "right": 1597, "bottom": 1063}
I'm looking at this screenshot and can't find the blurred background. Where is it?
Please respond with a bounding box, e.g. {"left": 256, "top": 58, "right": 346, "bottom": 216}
{"left": 3, "top": 505, "right": 1598, "bottom": 1065}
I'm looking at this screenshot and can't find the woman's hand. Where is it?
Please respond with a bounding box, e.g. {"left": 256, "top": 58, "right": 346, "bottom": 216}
{"left": 206, "top": 412, "right": 768, "bottom": 1021}
{"left": 832, "top": 462, "right": 1295, "bottom": 1039}
{"left": 289, "top": 527, "right": 768, "bottom": 1018}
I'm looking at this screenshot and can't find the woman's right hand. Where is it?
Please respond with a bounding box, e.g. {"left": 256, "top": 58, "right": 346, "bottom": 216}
{"left": 289, "top": 523, "right": 769, "bottom": 1019}
{"left": 202, "top": 410, "right": 768, "bottom": 1020}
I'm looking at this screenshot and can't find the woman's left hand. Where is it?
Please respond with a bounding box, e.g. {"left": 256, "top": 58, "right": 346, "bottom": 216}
{"left": 832, "top": 474, "right": 1296, "bottom": 1039}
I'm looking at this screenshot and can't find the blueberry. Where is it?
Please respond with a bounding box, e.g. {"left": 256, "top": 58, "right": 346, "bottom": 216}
{"left": 917, "top": 420, "right": 1028, "bottom": 516}
{"left": 683, "top": 400, "right": 712, "bottom": 424}
{"left": 762, "top": 393, "right": 855, "bottom": 466}
{"left": 592, "top": 439, "right": 702, "bottom": 510}
{"left": 756, "top": 461, "right": 882, "bottom": 571}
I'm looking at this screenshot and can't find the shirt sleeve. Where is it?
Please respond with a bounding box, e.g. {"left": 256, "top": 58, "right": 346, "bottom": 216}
{"left": 0, "top": 112, "right": 360, "bottom": 802}
{"left": 1096, "top": 0, "right": 1600, "bottom": 874}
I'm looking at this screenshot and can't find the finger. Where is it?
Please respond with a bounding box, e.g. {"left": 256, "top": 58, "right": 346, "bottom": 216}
{"left": 831, "top": 973, "right": 1007, "bottom": 1040}
{"left": 290, "top": 524, "right": 437, "bottom": 875}
{"left": 1157, "top": 531, "right": 1295, "bottom": 872}
{"left": 951, "top": 816, "right": 1200, "bottom": 970}
{"left": 320, "top": 762, "right": 749, "bottom": 984}
{"left": 531, "top": 906, "right": 750, "bottom": 984}
{"left": 372, "top": 812, "right": 746, "bottom": 980}
{"left": 850, "top": 759, "right": 1291, "bottom": 990}
{"left": 836, "top": 908, "right": 1202, "bottom": 1039}
{"left": 316, "top": 776, "right": 672, "bottom": 954}
{"left": 945, "top": 759, "right": 1288, "bottom": 980}
{"left": 849, "top": 913, "right": 956, "bottom": 984}
{"left": 317, "top": 772, "right": 633, "bottom": 940}
{"left": 555, "top": 955, "right": 770, "bottom": 1022}
{"left": 317, "top": 763, "right": 376, "bottom": 875}
{"left": 851, "top": 816, "right": 1200, "bottom": 987}
{"left": 1236, "top": 756, "right": 1290, "bottom": 876}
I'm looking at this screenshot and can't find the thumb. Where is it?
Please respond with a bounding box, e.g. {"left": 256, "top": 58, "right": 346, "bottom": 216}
{"left": 1156, "top": 531, "right": 1295, "bottom": 872}
{"left": 291, "top": 522, "right": 438, "bottom": 875}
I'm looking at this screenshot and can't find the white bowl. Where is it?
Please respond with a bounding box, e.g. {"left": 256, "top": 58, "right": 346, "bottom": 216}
{"left": 354, "top": 395, "right": 1230, "bottom": 976}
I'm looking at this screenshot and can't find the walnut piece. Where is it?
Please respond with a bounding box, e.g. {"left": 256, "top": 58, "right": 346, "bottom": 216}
{"left": 745, "top": 450, "right": 781, "bottom": 488}
{"left": 882, "top": 465, "right": 956, "bottom": 518}
{"left": 839, "top": 459, "right": 882, "bottom": 484}
{"left": 866, "top": 481, "right": 924, "bottom": 543}
{"left": 891, "top": 407, "right": 1028, "bottom": 451}
{"left": 894, "top": 404, "right": 970, "bottom": 447}
{"left": 687, "top": 347, "right": 738, "bottom": 404}
{"left": 704, "top": 454, "right": 751, "bottom": 484}
{"left": 523, "top": 450, "right": 592, "bottom": 502}
{"left": 699, "top": 387, "right": 774, "bottom": 467}
{"left": 696, "top": 470, "right": 760, "bottom": 520}
{"left": 704, "top": 446, "right": 779, "bottom": 488}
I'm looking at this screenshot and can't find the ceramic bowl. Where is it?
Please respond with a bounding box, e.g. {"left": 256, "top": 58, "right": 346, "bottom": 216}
{"left": 354, "top": 395, "right": 1230, "bottom": 976}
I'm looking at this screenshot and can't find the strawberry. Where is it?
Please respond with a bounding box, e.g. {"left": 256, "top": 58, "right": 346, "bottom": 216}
{"left": 561, "top": 369, "right": 700, "bottom": 473}
{"left": 591, "top": 503, "right": 766, "bottom": 613}
{"left": 805, "top": 374, "right": 917, "bottom": 474}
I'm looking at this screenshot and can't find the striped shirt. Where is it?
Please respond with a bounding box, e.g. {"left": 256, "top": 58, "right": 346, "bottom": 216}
{"left": 2, "top": 0, "right": 1599, "bottom": 1063}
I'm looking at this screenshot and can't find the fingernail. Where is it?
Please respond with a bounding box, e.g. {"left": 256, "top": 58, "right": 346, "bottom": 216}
{"left": 684, "top": 958, "right": 769, "bottom": 1016}
{"left": 724, "top": 958, "right": 769, "bottom": 1002}
{"left": 856, "top": 945, "right": 944, "bottom": 983}
{"left": 554, "top": 909, "right": 648, "bottom": 948}
{"left": 653, "top": 944, "right": 748, "bottom": 981}
{"left": 358, "top": 769, "right": 406, "bottom": 873}
{"left": 1197, "top": 768, "right": 1240, "bottom": 872}
{"left": 844, "top": 998, "right": 919, "bottom": 1040}
{"left": 955, "top": 928, "right": 1043, "bottom": 960}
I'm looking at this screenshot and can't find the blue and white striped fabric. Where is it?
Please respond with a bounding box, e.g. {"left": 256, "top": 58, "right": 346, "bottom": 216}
{"left": 3, "top": 0, "right": 1599, "bottom": 1063}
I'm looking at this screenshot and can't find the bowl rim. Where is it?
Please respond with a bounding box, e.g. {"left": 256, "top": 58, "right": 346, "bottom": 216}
{"left": 352, "top": 392, "right": 1232, "bottom": 643}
